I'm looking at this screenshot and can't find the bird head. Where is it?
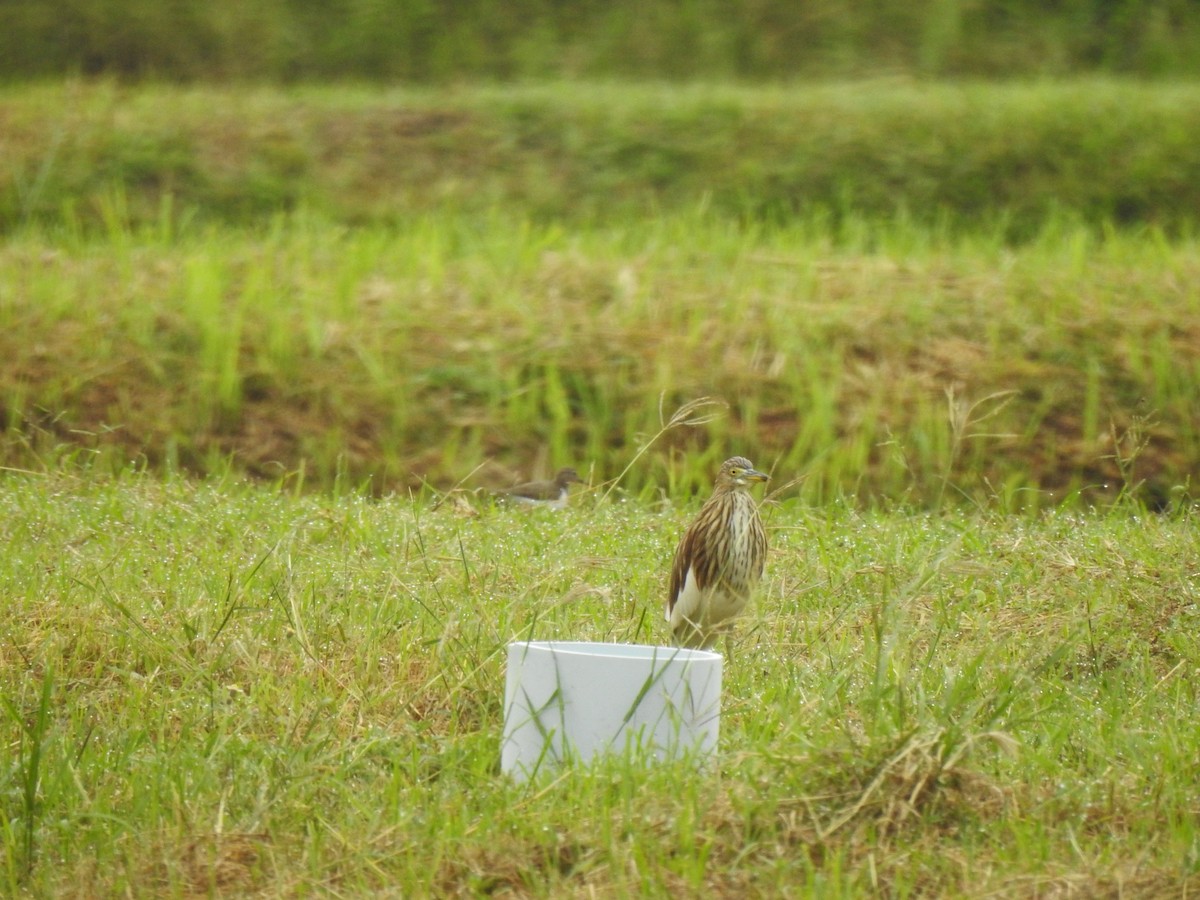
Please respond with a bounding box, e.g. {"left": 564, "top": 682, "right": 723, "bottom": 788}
{"left": 555, "top": 467, "right": 583, "bottom": 487}
{"left": 716, "top": 456, "right": 769, "bottom": 489}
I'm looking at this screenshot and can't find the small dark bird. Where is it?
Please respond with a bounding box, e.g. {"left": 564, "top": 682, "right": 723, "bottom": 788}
{"left": 498, "top": 467, "right": 583, "bottom": 509}
{"left": 666, "top": 456, "right": 769, "bottom": 650}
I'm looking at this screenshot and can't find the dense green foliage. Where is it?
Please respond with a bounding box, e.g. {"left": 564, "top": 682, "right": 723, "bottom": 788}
{"left": 5, "top": 82, "right": 1200, "bottom": 237}
{"left": 1, "top": 473, "right": 1197, "bottom": 894}
{"left": 3, "top": 0, "right": 1200, "bottom": 82}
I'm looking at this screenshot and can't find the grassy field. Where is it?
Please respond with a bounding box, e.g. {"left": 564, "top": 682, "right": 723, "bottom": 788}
{"left": 2, "top": 79, "right": 1199, "bottom": 894}
{"left": 1, "top": 470, "right": 1197, "bottom": 895}
{"left": 6, "top": 81, "right": 1200, "bottom": 235}
{"left": 3, "top": 81, "right": 1200, "bottom": 507}
{"left": 3, "top": 210, "right": 1199, "bottom": 508}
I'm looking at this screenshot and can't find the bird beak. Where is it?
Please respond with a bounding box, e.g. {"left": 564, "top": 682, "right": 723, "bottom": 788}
{"left": 745, "top": 469, "right": 770, "bottom": 483}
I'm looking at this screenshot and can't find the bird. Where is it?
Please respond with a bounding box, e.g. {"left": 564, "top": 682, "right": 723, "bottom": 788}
{"left": 666, "top": 456, "right": 769, "bottom": 651}
{"left": 497, "top": 467, "right": 583, "bottom": 509}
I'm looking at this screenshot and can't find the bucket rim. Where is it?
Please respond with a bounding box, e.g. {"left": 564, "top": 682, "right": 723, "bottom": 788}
{"left": 506, "top": 640, "right": 721, "bottom": 663}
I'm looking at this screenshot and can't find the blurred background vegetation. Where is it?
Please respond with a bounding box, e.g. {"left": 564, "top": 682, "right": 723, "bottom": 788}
{"left": 5, "top": 81, "right": 1200, "bottom": 239}
{"left": 2, "top": 0, "right": 1200, "bottom": 83}
{"left": 2, "top": 2, "right": 1200, "bottom": 506}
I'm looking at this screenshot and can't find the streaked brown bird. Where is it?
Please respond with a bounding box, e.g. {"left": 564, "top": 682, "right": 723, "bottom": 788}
{"left": 498, "top": 467, "right": 583, "bottom": 509}
{"left": 666, "top": 456, "right": 769, "bottom": 650}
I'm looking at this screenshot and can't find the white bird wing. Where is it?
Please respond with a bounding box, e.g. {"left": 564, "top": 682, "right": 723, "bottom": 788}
{"left": 667, "top": 564, "right": 705, "bottom": 631}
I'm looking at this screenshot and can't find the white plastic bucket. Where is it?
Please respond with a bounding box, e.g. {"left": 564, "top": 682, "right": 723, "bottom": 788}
{"left": 501, "top": 640, "right": 722, "bottom": 780}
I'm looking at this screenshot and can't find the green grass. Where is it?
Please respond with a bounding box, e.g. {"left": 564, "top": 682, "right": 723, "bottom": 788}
{"left": 5, "top": 81, "right": 1200, "bottom": 236}
{"left": 0, "top": 469, "right": 1197, "bottom": 895}
{"left": 4, "top": 81, "right": 1200, "bottom": 507}
{"left": 3, "top": 208, "right": 1199, "bottom": 507}
{"left": 3, "top": 0, "right": 1200, "bottom": 82}
{"left": 2, "top": 76, "right": 1199, "bottom": 892}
